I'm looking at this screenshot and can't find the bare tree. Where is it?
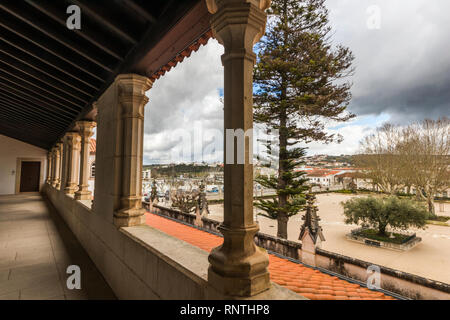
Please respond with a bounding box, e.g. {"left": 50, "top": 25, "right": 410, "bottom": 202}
{"left": 356, "top": 118, "right": 450, "bottom": 217}
{"left": 400, "top": 118, "right": 450, "bottom": 216}
{"left": 355, "top": 124, "right": 404, "bottom": 194}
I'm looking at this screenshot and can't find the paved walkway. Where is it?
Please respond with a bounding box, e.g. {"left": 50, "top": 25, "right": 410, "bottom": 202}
{"left": 0, "top": 194, "right": 115, "bottom": 300}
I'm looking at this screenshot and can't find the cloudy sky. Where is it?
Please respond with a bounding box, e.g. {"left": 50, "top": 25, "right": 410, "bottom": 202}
{"left": 142, "top": 0, "right": 450, "bottom": 164}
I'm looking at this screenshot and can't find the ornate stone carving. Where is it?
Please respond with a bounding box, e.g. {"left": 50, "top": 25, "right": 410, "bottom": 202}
{"left": 205, "top": 0, "right": 271, "bottom": 297}
{"left": 194, "top": 181, "right": 210, "bottom": 228}
{"left": 206, "top": 0, "right": 271, "bottom": 14}
{"left": 74, "top": 121, "right": 96, "bottom": 200}
{"left": 299, "top": 193, "right": 325, "bottom": 245}
{"left": 63, "top": 132, "right": 81, "bottom": 195}
{"left": 46, "top": 151, "right": 53, "bottom": 184}
{"left": 113, "top": 74, "right": 153, "bottom": 227}
{"left": 54, "top": 142, "right": 63, "bottom": 189}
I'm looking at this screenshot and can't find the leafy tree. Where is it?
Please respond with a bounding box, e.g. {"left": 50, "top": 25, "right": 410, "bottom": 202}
{"left": 253, "top": 0, "right": 355, "bottom": 239}
{"left": 342, "top": 196, "right": 428, "bottom": 236}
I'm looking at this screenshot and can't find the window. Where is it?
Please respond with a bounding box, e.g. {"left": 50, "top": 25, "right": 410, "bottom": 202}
{"left": 91, "top": 162, "right": 96, "bottom": 178}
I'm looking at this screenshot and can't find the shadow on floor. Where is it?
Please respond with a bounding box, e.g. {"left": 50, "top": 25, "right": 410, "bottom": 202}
{"left": 41, "top": 195, "right": 117, "bottom": 300}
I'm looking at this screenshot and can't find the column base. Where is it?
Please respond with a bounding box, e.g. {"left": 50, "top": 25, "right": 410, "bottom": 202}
{"left": 206, "top": 282, "right": 307, "bottom": 300}
{"left": 207, "top": 224, "right": 271, "bottom": 297}
{"left": 64, "top": 184, "right": 78, "bottom": 195}
{"left": 208, "top": 262, "right": 270, "bottom": 297}
{"left": 74, "top": 190, "right": 92, "bottom": 200}
{"left": 113, "top": 207, "right": 146, "bottom": 227}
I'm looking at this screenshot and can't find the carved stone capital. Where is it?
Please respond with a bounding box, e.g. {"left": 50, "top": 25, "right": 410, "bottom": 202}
{"left": 64, "top": 132, "right": 81, "bottom": 150}
{"left": 206, "top": 0, "right": 271, "bottom": 14}
{"left": 55, "top": 142, "right": 63, "bottom": 155}
{"left": 205, "top": 0, "right": 271, "bottom": 298}
{"left": 76, "top": 120, "right": 96, "bottom": 139}
{"left": 116, "top": 74, "right": 153, "bottom": 119}
{"left": 207, "top": 0, "right": 269, "bottom": 54}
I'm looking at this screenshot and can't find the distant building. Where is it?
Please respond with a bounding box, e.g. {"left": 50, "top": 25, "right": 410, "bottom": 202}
{"left": 88, "top": 138, "right": 96, "bottom": 193}
{"left": 305, "top": 170, "right": 341, "bottom": 187}
{"left": 142, "top": 169, "right": 151, "bottom": 180}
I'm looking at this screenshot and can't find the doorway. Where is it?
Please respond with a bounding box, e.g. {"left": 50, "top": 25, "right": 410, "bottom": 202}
{"left": 19, "top": 161, "right": 41, "bottom": 192}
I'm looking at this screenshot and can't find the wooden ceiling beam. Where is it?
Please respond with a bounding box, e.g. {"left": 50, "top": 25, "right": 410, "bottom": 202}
{"left": 0, "top": 90, "right": 74, "bottom": 123}
{"left": 0, "top": 57, "right": 89, "bottom": 106}
{"left": 0, "top": 114, "right": 61, "bottom": 138}
{"left": 0, "top": 101, "right": 69, "bottom": 130}
{"left": 0, "top": 125, "right": 51, "bottom": 149}
{"left": 0, "top": 34, "right": 102, "bottom": 90}
{"left": 0, "top": 73, "right": 84, "bottom": 112}
{"left": 0, "top": 2, "right": 117, "bottom": 73}
{"left": 0, "top": 82, "right": 79, "bottom": 117}
{"left": 25, "top": 0, "right": 127, "bottom": 61}
{"left": 70, "top": 0, "right": 139, "bottom": 45}
{"left": 121, "top": 0, "right": 158, "bottom": 24}
{"left": 0, "top": 120, "right": 56, "bottom": 148}
{"left": 0, "top": 42, "right": 96, "bottom": 97}
{"left": 0, "top": 21, "right": 108, "bottom": 82}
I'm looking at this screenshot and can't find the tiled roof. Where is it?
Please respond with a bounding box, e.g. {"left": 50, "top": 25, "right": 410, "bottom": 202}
{"left": 145, "top": 213, "right": 395, "bottom": 300}
{"left": 90, "top": 138, "right": 96, "bottom": 154}
{"left": 306, "top": 170, "right": 341, "bottom": 177}
{"left": 149, "top": 30, "right": 214, "bottom": 82}
{"left": 335, "top": 172, "right": 357, "bottom": 178}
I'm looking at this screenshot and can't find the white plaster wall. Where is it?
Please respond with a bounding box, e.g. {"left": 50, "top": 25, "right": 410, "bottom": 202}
{"left": 0, "top": 134, "right": 47, "bottom": 195}
{"left": 88, "top": 153, "right": 95, "bottom": 194}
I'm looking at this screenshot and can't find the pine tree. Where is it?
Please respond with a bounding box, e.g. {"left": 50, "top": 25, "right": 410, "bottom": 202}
{"left": 254, "top": 0, "right": 355, "bottom": 239}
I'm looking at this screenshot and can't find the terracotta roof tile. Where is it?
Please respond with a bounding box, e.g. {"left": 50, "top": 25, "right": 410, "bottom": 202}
{"left": 90, "top": 138, "right": 96, "bottom": 154}
{"left": 149, "top": 30, "right": 214, "bottom": 81}
{"left": 145, "top": 213, "right": 395, "bottom": 300}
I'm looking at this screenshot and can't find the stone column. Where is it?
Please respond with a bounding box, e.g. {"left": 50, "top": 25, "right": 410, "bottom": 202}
{"left": 113, "top": 74, "right": 153, "bottom": 227}
{"left": 64, "top": 132, "right": 81, "bottom": 195}
{"left": 75, "top": 121, "right": 96, "bottom": 200}
{"left": 46, "top": 151, "right": 52, "bottom": 184}
{"left": 206, "top": 0, "right": 271, "bottom": 297}
{"left": 50, "top": 148, "right": 56, "bottom": 187}
{"left": 55, "top": 142, "right": 63, "bottom": 189}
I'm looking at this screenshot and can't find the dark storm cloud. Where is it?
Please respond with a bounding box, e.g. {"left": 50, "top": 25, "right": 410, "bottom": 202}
{"left": 142, "top": 1, "right": 450, "bottom": 161}
{"left": 327, "top": 0, "right": 450, "bottom": 123}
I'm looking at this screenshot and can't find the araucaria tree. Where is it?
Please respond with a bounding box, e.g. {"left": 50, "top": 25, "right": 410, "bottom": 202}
{"left": 253, "top": 0, "right": 355, "bottom": 239}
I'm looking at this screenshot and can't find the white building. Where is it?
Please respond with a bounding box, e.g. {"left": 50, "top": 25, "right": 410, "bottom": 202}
{"left": 88, "top": 138, "right": 96, "bottom": 194}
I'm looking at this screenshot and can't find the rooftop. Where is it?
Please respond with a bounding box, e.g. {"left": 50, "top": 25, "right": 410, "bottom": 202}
{"left": 145, "top": 212, "right": 395, "bottom": 300}
{"left": 305, "top": 170, "right": 342, "bottom": 177}
{"left": 89, "top": 138, "right": 96, "bottom": 154}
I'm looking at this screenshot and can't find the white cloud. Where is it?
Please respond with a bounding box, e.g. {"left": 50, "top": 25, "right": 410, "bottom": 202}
{"left": 143, "top": 39, "right": 224, "bottom": 164}
{"left": 142, "top": 1, "right": 449, "bottom": 163}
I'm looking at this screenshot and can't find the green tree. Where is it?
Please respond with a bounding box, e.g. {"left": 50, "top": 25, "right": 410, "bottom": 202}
{"left": 342, "top": 196, "right": 428, "bottom": 236}
{"left": 253, "top": 0, "right": 355, "bottom": 239}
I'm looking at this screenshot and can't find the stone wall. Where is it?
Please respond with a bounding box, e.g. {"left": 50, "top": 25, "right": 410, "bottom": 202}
{"left": 148, "top": 203, "right": 302, "bottom": 259}
{"left": 315, "top": 249, "right": 450, "bottom": 300}
{"left": 0, "top": 134, "right": 47, "bottom": 195}
{"left": 43, "top": 186, "right": 302, "bottom": 300}
{"left": 44, "top": 185, "right": 212, "bottom": 299}
{"left": 149, "top": 203, "right": 450, "bottom": 300}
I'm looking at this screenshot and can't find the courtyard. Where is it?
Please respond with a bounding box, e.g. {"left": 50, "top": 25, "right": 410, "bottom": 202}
{"left": 208, "top": 193, "right": 450, "bottom": 284}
